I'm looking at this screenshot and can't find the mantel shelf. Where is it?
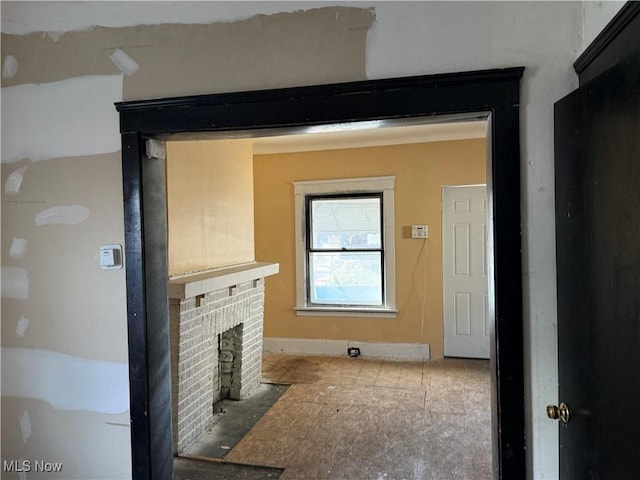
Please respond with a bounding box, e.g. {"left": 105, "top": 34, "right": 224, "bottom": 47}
{"left": 169, "top": 262, "right": 279, "bottom": 299}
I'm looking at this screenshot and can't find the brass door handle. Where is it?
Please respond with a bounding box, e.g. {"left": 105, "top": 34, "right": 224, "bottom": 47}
{"left": 546, "top": 402, "right": 571, "bottom": 424}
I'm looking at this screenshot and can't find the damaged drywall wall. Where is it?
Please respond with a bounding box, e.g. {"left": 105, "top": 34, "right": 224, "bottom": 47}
{"left": 3, "top": 348, "right": 129, "bottom": 414}
{"left": 1, "top": 7, "right": 375, "bottom": 100}
{"left": 0, "top": 0, "right": 592, "bottom": 476}
{"left": 1, "top": 5, "right": 375, "bottom": 479}
{"left": 1, "top": 152, "right": 128, "bottom": 361}
{"left": 1, "top": 151, "right": 131, "bottom": 478}
{"left": 1, "top": 397, "right": 131, "bottom": 479}
{"left": 1, "top": 74, "right": 122, "bottom": 163}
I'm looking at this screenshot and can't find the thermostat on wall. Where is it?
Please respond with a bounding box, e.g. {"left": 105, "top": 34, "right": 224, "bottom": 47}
{"left": 100, "top": 244, "right": 123, "bottom": 270}
{"left": 411, "top": 225, "right": 429, "bottom": 239}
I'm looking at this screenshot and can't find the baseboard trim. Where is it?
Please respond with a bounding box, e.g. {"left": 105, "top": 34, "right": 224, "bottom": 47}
{"left": 263, "top": 337, "right": 430, "bottom": 360}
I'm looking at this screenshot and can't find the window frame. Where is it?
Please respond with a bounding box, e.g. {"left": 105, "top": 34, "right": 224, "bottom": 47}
{"left": 305, "top": 192, "right": 385, "bottom": 307}
{"left": 293, "top": 176, "right": 397, "bottom": 317}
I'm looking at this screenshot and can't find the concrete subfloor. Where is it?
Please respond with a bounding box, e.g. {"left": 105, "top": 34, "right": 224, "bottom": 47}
{"left": 201, "top": 353, "right": 492, "bottom": 480}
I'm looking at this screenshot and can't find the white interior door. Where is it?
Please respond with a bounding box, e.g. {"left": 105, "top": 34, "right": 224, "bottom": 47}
{"left": 442, "top": 185, "right": 489, "bottom": 359}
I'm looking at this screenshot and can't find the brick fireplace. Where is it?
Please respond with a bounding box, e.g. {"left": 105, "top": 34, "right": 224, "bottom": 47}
{"left": 168, "top": 262, "right": 279, "bottom": 453}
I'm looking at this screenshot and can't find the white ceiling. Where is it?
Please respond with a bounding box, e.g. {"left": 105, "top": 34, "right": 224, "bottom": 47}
{"left": 252, "top": 119, "right": 488, "bottom": 155}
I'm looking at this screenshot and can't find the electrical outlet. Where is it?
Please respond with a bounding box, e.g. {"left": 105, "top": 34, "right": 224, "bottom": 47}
{"left": 347, "top": 347, "right": 361, "bottom": 358}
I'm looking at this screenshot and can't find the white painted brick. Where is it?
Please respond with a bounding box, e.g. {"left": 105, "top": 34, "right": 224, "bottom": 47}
{"left": 173, "top": 282, "right": 267, "bottom": 453}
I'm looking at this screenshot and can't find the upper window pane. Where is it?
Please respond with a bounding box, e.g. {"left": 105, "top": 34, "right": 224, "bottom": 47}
{"left": 310, "top": 196, "right": 381, "bottom": 250}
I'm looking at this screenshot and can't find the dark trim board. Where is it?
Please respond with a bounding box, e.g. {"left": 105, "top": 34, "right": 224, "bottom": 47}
{"left": 116, "top": 67, "right": 526, "bottom": 480}
{"left": 574, "top": 1, "right": 640, "bottom": 84}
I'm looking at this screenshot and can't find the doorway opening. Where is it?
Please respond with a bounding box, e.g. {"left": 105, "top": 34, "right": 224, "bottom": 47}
{"left": 165, "top": 118, "right": 491, "bottom": 477}
{"left": 116, "top": 68, "right": 525, "bottom": 479}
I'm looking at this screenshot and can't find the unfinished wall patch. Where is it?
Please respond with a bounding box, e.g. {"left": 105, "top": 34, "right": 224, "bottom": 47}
{"left": 0, "top": 2, "right": 327, "bottom": 34}
{"left": 1, "top": 266, "right": 29, "bottom": 299}
{"left": 108, "top": 49, "right": 139, "bottom": 76}
{"left": 19, "top": 409, "right": 31, "bottom": 443}
{"left": 0, "top": 152, "right": 129, "bottom": 360}
{"left": 2, "top": 54, "right": 18, "bottom": 78}
{"left": 9, "top": 238, "right": 28, "bottom": 259}
{"left": 1, "top": 74, "right": 122, "bottom": 164}
{"left": 35, "top": 205, "right": 89, "bottom": 226}
{"left": 4, "top": 165, "right": 28, "bottom": 194}
{"left": 2, "top": 348, "right": 129, "bottom": 414}
{"left": 45, "top": 31, "right": 64, "bottom": 42}
{"left": 1, "top": 7, "right": 373, "bottom": 99}
{"left": 16, "top": 315, "right": 30, "bottom": 337}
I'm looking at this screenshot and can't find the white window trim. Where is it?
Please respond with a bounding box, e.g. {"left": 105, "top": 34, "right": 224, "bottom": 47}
{"left": 293, "top": 176, "right": 396, "bottom": 317}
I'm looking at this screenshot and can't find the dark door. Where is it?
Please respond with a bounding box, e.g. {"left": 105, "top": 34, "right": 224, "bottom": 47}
{"left": 554, "top": 50, "right": 640, "bottom": 478}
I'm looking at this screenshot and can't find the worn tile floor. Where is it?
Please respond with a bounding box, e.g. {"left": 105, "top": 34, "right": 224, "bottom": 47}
{"left": 222, "top": 354, "right": 492, "bottom": 480}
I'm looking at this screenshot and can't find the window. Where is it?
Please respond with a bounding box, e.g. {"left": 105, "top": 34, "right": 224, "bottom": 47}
{"left": 294, "top": 177, "right": 396, "bottom": 317}
{"left": 307, "top": 194, "right": 384, "bottom": 306}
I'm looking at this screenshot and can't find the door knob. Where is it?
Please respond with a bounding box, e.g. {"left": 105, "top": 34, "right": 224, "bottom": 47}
{"left": 546, "top": 402, "right": 571, "bottom": 424}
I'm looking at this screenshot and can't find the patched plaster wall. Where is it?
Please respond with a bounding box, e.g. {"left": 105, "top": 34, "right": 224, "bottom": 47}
{"left": 1, "top": 5, "right": 372, "bottom": 479}
{"left": 0, "top": 2, "right": 604, "bottom": 478}
{"left": 1, "top": 6, "right": 373, "bottom": 99}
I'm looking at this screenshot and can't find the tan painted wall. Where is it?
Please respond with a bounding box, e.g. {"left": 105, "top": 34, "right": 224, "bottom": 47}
{"left": 166, "top": 140, "right": 255, "bottom": 276}
{"left": 254, "top": 139, "right": 486, "bottom": 359}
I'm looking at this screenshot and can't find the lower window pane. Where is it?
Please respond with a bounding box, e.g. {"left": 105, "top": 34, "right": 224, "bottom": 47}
{"left": 309, "top": 252, "right": 382, "bottom": 306}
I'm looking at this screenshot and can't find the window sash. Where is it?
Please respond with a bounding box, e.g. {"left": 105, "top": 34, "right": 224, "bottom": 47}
{"left": 305, "top": 193, "right": 385, "bottom": 307}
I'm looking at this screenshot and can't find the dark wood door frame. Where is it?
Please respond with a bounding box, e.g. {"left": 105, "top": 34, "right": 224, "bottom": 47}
{"left": 573, "top": 1, "right": 640, "bottom": 85}
{"left": 554, "top": 2, "right": 640, "bottom": 478}
{"left": 116, "top": 67, "right": 526, "bottom": 480}
{"left": 555, "top": 48, "right": 640, "bottom": 480}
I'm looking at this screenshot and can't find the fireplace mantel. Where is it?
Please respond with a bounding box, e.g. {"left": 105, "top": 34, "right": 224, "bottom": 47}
{"left": 168, "top": 261, "right": 279, "bottom": 453}
{"left": 169, "top": 262, "right": 279, "bottom": 299}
